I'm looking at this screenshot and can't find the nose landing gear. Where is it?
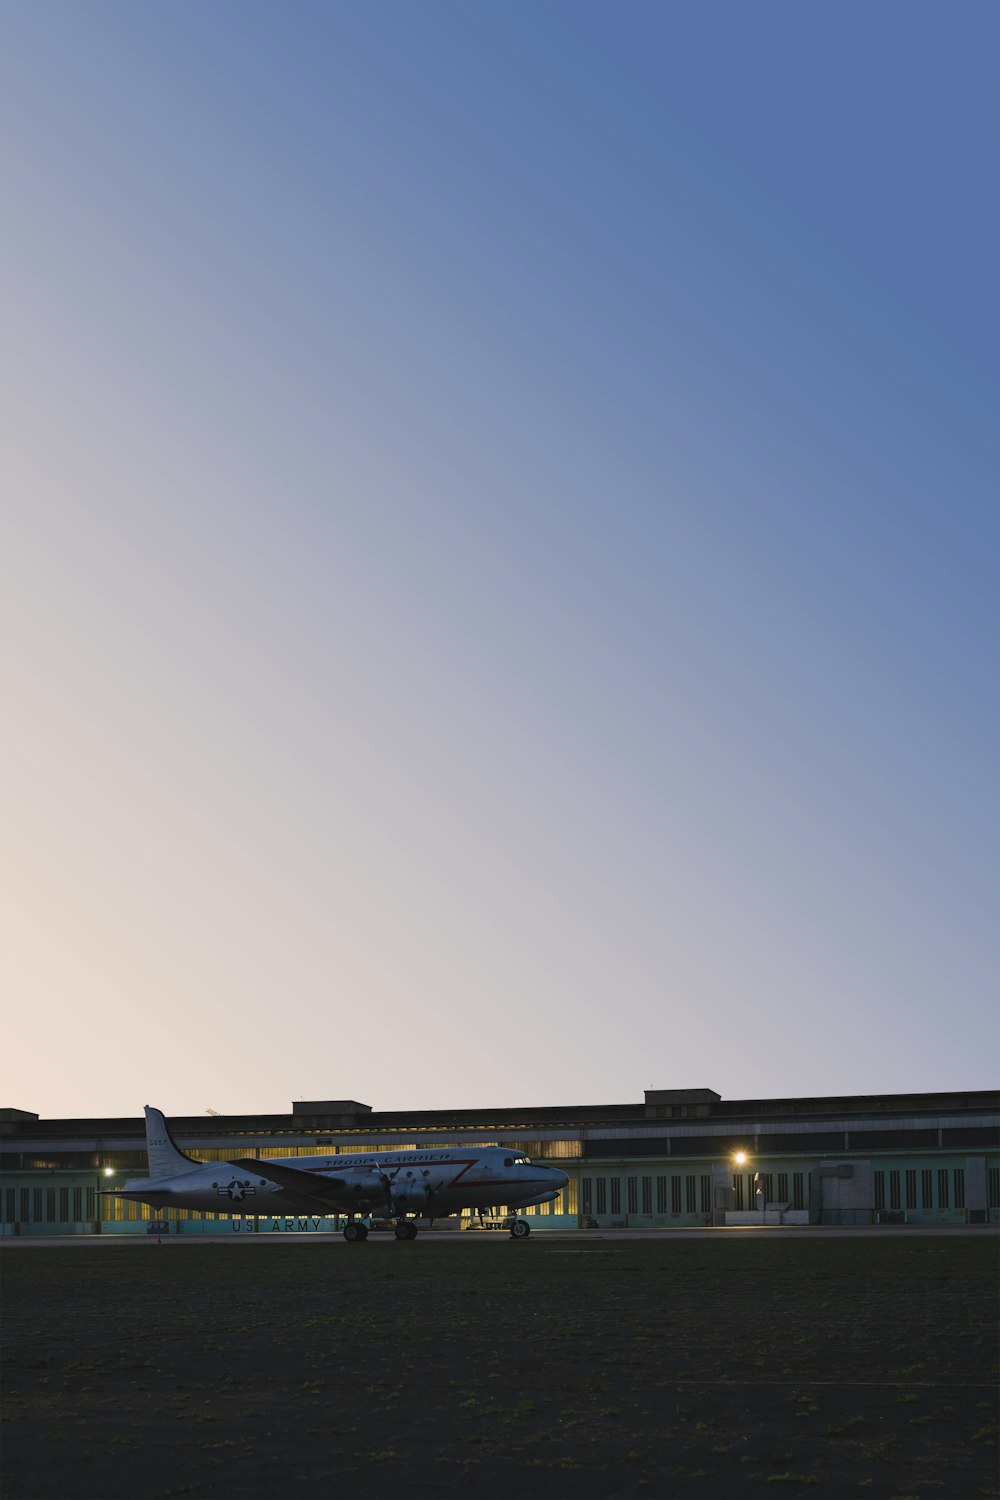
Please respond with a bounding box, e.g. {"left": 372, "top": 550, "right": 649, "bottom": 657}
{"left": 343, "top": 1220, "right": 368, "bottom": 1242}
{"left": 510, "top": 1217, "right": 530, "bottom": 1239}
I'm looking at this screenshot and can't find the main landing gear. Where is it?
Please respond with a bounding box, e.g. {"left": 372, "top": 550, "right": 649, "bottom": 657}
{"left": 342, "top": 1218, "right": 420, "bottom": 1241}
{"left": 510, "top": 1218, "right": 530, "bottom": 1239}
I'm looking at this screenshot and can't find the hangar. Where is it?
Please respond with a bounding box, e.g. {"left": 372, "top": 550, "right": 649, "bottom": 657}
{"left": 2, "top": 1085, "right": 997, "bottom": 1235}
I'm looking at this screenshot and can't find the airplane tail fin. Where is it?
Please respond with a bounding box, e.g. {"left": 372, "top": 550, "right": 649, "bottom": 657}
{"left": 143, "top": 1106, "right": 200, "bottom": 1179}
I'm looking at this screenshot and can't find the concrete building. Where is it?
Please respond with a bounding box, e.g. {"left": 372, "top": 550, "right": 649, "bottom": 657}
{"left": 2, "top": 1087, "right": 997, "bottom": 1235}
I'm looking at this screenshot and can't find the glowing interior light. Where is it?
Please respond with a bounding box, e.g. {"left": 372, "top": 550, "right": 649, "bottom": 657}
{"left": 733, "top": 1151, "right": 748, "bottom": 1166}
{"left": 103, "top": 1167, "right": 114, "bottom": 1177}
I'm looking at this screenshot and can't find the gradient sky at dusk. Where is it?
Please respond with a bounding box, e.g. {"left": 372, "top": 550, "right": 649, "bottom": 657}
{"left": 3, "top": 2, "right": 997, "bottom": 1118}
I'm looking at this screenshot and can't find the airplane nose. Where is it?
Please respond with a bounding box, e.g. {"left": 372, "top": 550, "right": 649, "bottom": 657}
{"left": 553, "top": 1169, "right": 569, "bottom": 1190}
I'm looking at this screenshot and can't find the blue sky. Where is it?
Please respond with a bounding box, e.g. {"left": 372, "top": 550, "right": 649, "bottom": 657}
{"left": 2, "top": 2, "right": 997, "bottom": 1116}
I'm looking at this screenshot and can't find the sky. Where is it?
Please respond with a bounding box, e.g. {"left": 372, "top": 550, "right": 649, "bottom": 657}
{"left": 2, "top": 2, "right": 997, "bottom": 1120}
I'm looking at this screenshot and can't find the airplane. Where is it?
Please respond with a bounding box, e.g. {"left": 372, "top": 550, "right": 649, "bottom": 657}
{"left": 114, "top": 1107, "right": 570, "bottom": 1240}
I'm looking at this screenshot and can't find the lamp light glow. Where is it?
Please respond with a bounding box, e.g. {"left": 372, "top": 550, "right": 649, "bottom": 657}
{"left": 733, "top": 1151, "right": 748, "bottom": 1166}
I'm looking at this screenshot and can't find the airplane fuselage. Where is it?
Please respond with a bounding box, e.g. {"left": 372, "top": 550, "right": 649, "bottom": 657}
{"left": 120, "top": 1144, "right": 568, "bottom": 1219}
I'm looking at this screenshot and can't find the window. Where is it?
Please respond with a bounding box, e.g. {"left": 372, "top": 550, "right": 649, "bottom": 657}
{"left": 777, "top": 1173, "right": 788, "bottom": 1203}
{"left": 686, "top": 1176, "right": 696, "bottom": 1213}
{"left": 33, "top": 1188, "right": 42, "bottom": 1220}
{"left": 671, "top": 1177, "right": 681, "bottom": 1215}
{"left": 874, "top": 1172, "right": 885, "bottom": 1211}
{"left": 610, "top": 1179, "right": 621, "bottom": 1214}
{"left": 59, "top": 1188, "right": 69, "bottom": 1221}
{"left": 921, "top": 1170, "right": 933, "bottom": 1210}
{"left": 988, "top": 1167, "right": 1000, "bottom": 1208}
{"left": 937, "top": 1169, "right": 949, "bottom": 1209}
{"left": 656, "top": 1176, "right": 668, "bottom": 1213}
{"left": 761, "top": 1173, "right": 774, "bottom": 1203}
{"left": 700, "top": 1174, "right": 711, "bottom": 1213}
{"left": 889, "top": 1171, "right": 901, "bottom": 1211}
{"left": 86, "top": 1187, "right": 96, "bottom": 1219}
{"left": 905, "top": 1171, "right": 917, "bottom": 1210}
{"left": 953, "top": 1169, "right": 965, "bottom": 1209}
{"left": 21, "top": 1188, "right": 30, "bottom": 1221}
{"left": 641, "top": 1177, "right": 652, "bottom": 1215}
{"left": 4, "top": 1188, "right": 13, "bottom": 1223}
{"left": 733, "top": 1175, "right": 744, "bottom": 1210}
{"left": 596, "top": 1180, "right": 607, "bottom": 1214}
{"left": 46, "top": 1188, "right": 56, "bottom": 1222}
{"left": 581, "top": 1177, "right": 593, "bottom": 1214}
{"left": 627, "top": 1178, "right": 637, "bottom": 1214}
{"left": 792, "top": 1173, "right": 804, "bottom": 1211}
{"left": 72, "top": 1187, "right": 82, "bottom": 1220}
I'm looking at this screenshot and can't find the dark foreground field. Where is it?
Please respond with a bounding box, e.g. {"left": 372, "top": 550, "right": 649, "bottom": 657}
{"left": 2, "top": 1236, "right": 997, "bottom": 1500}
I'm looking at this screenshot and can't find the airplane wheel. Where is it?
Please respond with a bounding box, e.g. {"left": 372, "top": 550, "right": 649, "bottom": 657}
{"left": 344, "top": 1222, "right": 367, "bottom": 1242}
{"left": 395, "top": 1221, "right": 417, "bottom": 1240}
{"left": 510, "top": 1219, "right": 530, "bottom": 1239}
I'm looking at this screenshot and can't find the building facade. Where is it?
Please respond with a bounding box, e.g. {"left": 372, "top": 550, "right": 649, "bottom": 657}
{"left": 2, "top": 1087, "right": 997, "bottom": 1235}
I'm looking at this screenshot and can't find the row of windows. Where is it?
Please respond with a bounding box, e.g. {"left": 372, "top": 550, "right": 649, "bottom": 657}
{"left": 579, "top": 1173, "right": 809, "bottom": 1216}
{"left": 874, "top": 1168, "right": 974, "bottom": 1212}
{"left": 3, "top": 1186, "right": 98, "bottom": 1223}
{"left": 580, "top": 1174, "right": 748, "bottom": 1217}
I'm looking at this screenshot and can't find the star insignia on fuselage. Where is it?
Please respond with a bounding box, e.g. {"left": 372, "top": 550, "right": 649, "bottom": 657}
{"left": 219, "top": 1179, "right": 254, "bottom": 1202}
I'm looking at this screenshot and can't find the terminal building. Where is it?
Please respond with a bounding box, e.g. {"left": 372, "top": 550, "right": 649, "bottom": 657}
{"left": 2, "top": 1085, "right": 998, "bottom": 1235}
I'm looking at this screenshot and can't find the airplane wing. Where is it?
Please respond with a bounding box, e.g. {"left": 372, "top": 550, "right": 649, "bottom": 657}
{"left": 231, "top": 1158, "right": 351, "bottom": 1213}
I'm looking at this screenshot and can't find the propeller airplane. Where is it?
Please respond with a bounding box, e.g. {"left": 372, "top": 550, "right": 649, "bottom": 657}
{"left": 113, "top": 1108, "right": 569, "bottom": 1240}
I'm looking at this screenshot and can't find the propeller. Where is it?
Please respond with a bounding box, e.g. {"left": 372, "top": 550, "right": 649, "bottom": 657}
{"left": 371, "top": 1159, "right": 435, "bottom": 1218}
{"left": 369, "top": 1158, "right": 400, "bottom": 1218}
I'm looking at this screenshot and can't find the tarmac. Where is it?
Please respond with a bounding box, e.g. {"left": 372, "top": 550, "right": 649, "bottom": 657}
{"left": 3, "top": 1223, "right": 996, "bottom": 1247}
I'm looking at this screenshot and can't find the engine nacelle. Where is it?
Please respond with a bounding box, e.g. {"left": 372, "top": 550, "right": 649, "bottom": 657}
{"left": 340, "top": 1170, "right": 388, "bottom": 1200}
{"left": 390, "top": 1181, "right": 433, "bottom": 1212}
